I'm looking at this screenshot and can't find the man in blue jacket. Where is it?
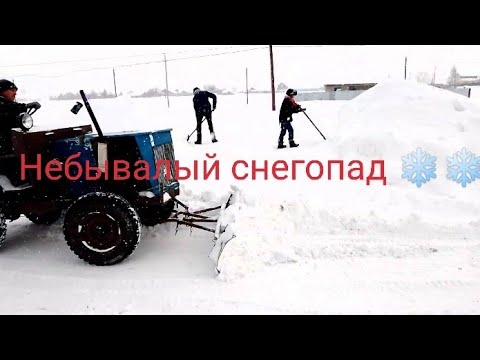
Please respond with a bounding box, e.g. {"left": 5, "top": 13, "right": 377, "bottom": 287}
{"left": 192, "top": 87, "right": 217, "bottom": 144}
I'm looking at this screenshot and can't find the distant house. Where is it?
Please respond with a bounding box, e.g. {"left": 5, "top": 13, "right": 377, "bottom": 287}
{"left": 324, "top": 83, "right": 377, "bottom": 92}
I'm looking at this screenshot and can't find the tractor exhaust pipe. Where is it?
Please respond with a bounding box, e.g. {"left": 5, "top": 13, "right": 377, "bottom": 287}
{"left": 79, "top": 90, "right": 105, "bottom": 140}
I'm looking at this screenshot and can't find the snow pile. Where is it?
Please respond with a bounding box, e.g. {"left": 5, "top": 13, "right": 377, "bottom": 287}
{"left": 211, "top": 184, "right": 480, "bottom": 281}
{"left": 208, "top": 81, "right": 480, "bottom": 281}
{"left": 335, "top": 80, "right": 480, "bottom": 163}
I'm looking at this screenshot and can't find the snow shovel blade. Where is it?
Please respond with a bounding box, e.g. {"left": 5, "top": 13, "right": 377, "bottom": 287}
{"left": 209, "top": 192, "right": 236, "bottom": 273}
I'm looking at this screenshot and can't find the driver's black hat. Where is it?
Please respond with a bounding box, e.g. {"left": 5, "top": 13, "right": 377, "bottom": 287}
{"left": 0, "top": 79, "right": 18, "bottom": 93}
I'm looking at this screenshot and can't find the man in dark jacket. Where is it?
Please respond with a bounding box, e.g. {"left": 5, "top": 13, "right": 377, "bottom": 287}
{"left": 193, "top": 87, "right": 218, "bottom": 144}
{"left": 0, "top": 79, "right": 28, "bottom": 155}
{"left": 278, "top": 88, "right": 304, "bottom": 149}
{"left": 0, "top": 80, "right": 40, "bottom": 154}
{"left": 0, "top": 79, "right": 40, "bottom": 185}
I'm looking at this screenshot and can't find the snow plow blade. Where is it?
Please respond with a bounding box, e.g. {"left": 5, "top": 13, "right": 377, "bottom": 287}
{"left": 167, "top": 190, "right": 237, "bottom": 273}
{"left": 209, "top": 190, "right": 238, "bottom": 274}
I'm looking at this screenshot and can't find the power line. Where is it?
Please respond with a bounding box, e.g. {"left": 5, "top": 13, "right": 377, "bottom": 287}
{"left": 168, "top": 46, "right": 268, "bottom": 62}
{"left": 8, "top": 46, "right": 268, "bottom": 79}
{"left": 273, "top": 45, "right": 364, "bottom": 48}
{"left": 0, "top": 45, "right": 258, "bottom": 68}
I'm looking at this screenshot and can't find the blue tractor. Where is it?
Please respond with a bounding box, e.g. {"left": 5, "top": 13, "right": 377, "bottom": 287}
{"left": 0, "top": 91, "right": 226, "bottom": 266}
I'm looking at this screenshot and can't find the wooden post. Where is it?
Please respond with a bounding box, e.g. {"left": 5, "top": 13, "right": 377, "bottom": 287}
{"left": 404, "top": 57, "right": 408, "bottom": 80}
{"left": 113, "top": 68, "right": 118, "bottom": 97}
{"left": 246, "top": 67, "right": 249, "bottom": 105}
{"left": 164, "top": 53, "right": 170, "bottom": 108}
{"left": 270, "top": 45, "right": 276, "bottom": 111}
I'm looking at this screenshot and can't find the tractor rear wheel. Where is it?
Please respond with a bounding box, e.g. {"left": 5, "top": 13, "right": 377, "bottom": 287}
{"left": 63, "top": 193, "right": 141, "bottom": 266}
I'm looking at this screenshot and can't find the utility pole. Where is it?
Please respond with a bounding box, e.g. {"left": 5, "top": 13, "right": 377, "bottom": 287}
{"left": 404, "top": 57, "right": 408, "bottom": 80}
{"left": 246, "top": 67, "right": 249, "bottom": 105}
{"left": 270, "top": 45, "right": 276, "bottom": 111}
{"left": 112, "top": 68, "right": 118, "bottom": 97}
{"left": 164, "top": 53, "right": 170, "bottom": 108}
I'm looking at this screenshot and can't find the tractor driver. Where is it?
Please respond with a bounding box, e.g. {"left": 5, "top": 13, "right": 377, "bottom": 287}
{"left": 0, "top": 79, "right": 40, "bottom": 186}
{"left": 0, "top": 79, "right": 40, "bottom": 155}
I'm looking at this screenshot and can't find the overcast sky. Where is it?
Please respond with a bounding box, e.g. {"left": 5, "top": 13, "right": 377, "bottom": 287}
{"left": 1, "top": 45, "right": 480, "bottom": 99}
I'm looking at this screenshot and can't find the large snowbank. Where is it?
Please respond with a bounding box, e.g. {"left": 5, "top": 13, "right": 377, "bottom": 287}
{"left": 213, "top": 81, "right": 480, "bottom": 281}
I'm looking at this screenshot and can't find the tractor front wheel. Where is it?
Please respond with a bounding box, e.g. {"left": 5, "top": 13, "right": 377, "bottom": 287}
{"left": 63, "top": 193, "right": 141, "bottom": 266}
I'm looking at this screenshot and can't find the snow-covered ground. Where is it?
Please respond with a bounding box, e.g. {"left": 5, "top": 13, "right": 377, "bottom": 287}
{"left": 1, "top": 80, "right": 479, "bottom": 314}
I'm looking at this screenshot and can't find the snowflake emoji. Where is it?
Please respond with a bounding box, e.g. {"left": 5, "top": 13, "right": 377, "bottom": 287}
{"left": 447, "top": 148, "right": 480, "bottom": 188}
{"left": 401, "top": 148, "right": 437, "bottom": 188}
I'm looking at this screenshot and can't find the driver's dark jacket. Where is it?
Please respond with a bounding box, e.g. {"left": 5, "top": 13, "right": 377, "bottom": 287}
{"left": 0, "top": 96, "right": 27, "bottom": 133}
{"left": 0, "top": 96, "right": 27, "bottom": 154}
